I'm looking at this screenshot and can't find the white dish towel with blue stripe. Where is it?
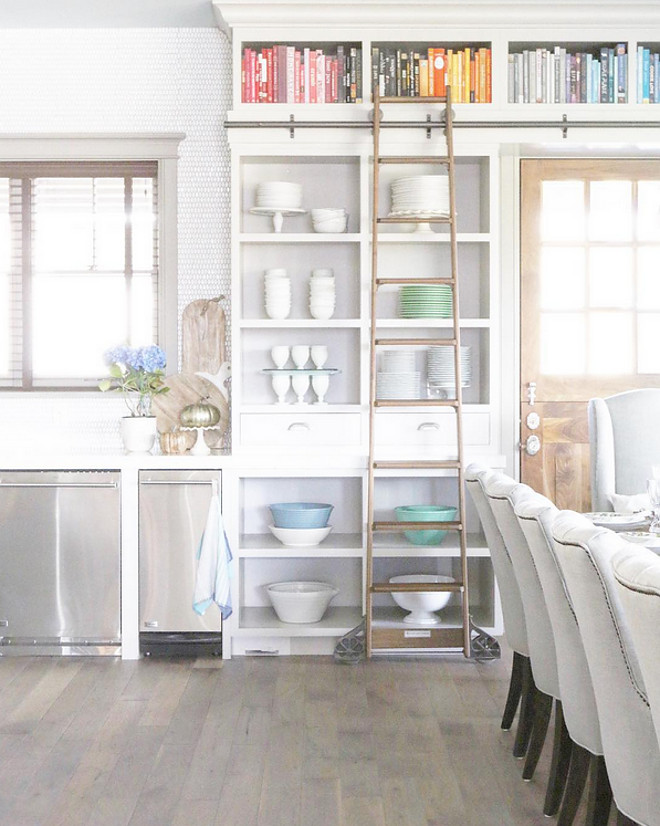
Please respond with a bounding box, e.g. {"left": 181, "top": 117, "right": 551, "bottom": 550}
{"left": 193, "top": 483, "right": 233, "bottom": 619}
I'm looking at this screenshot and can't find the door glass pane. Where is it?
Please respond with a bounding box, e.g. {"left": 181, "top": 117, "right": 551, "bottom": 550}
{"left": 32, "top": 274, "right": 126, "bottom": 378}
{"left": 541, "top": 180, "right": 585, "bottom": 241}
{"left": 540, "top": 247, "right": 585, "bottom": 309}
{"left": 589, "top": 180, "right": 633, "bottom": 242}
{"left": 638, "top": 314, "right": 660, "bottom": 373}
{"left": 588, "top": 247, "right": 634, "bottom": 308}
{"left": 0, "top": 179, "right": 9, "bottom": 376}
{"left": 638, "top": 181, "right": 660, "bottom": 242}
{"left": 540, "top": 313, "right": 585, "bottom": 374}
{"left": 588, "top": 311, "right": 634, "bottom": 374}
{"left": 638, "top": 247, "right": 660, "bottom": 309}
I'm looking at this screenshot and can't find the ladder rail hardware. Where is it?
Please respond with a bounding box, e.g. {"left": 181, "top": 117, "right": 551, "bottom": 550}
{"left": 366, "top": 87, "right": 471, "bottom": 657}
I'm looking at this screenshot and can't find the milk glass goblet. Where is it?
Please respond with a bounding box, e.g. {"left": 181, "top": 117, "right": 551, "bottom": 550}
{"left": 312, "top": 373, "right": 330, "bottom": 404}
{"left": 291, "top": 345, "right": 310, "bottom": 369}
{"left": 648, "top": 478, "right": 660, "bottom": 534}
{"left": 310, "top": 345, "right": 328, "bottom": 368}
{"left": 270, "top": 345, "right": 290, "bottom": 369}
{"left": 291, "top": 372, "right": 311, "bottom": 404}
{"left": 271, "top": 373, "right": 291, "bottom": 404}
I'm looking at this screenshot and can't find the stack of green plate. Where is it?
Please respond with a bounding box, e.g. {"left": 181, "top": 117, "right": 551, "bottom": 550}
{"left": 398, "top": 284, "right": 453, "bottom": 319}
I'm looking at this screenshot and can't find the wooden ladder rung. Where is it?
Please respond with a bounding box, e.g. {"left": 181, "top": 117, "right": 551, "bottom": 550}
{"left": 377, "top": 216, "right": 451, "bottom": 224}
{"left": 371, "top": 582, "right": 464, "bottom": 593}
{"left": 375, "top": 277, "right": 454, "bottom": 286}
{"left": 373, "top": 459, "right": 461, "bottom": 470}
{"left": 374, "top": 399, "right": 459, "bottom": 408}
{"left": 377, "top": 156, "right": 451, "bottom": 165}
{"left": 372, "top": 520, "right": 463, "bottom": 532}
{"left": 374, "top": 338, "right": 458, "bottom": 347}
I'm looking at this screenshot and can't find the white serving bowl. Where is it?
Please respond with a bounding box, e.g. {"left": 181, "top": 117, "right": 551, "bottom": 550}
{"left": 266, "top": 581, "right": 339, "bottom": 623}
{"left": 311, "top": 208, "right": 346, "bottom": 220}
{"left": 269, "top": 524, "right": 333, "bottom": 547}
{"left": 389, "top": 574, "right": 455, "bottom": 625}
{"left": 312, "top": 215, "right": 348, "bottom": 233}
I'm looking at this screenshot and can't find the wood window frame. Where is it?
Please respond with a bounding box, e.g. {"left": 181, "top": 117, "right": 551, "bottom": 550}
{"left": 0, "top": 134, "right": 183, "bottom": 392}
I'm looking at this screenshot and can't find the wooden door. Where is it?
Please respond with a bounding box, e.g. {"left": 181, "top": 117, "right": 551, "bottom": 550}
{"left": 520, "top": 159, "right": 660, "bottom": 509}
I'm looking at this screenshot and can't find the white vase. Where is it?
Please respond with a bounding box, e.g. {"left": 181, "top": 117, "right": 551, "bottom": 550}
{"left": 121, "top": 416, "right": 157, "bottom": 453}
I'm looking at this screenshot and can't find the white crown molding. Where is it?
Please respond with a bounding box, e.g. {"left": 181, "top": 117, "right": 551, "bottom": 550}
{"left": 212, "top": 0, "right": 660, "bottom": 34}
{"left": 0, "top": 134, "right": 185, "bottom": 160}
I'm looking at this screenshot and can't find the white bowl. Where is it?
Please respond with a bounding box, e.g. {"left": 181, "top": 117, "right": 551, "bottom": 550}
{"left": 269, "top": 524, "right": 333, "bottom": 547}
{"left": 313, "top": 216, "right": 348, "bottom": 233}
{"left": 266, "top": 580, "right": 339, "bottom": 623}
{"left": 389, "top": 574, "right": 455, "bottom": 625}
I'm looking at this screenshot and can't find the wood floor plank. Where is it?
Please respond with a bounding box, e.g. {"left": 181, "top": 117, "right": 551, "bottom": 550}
{"left": 0, "top": 644, "right": 603, "bottom": 826}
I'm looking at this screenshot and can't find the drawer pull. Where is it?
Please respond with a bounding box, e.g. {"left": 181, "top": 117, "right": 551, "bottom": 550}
{"left": 287, "top": 422, "right": 311, "bottom": 432}
{"left": 417, "top": 422, "right": 441, "bottom": 431}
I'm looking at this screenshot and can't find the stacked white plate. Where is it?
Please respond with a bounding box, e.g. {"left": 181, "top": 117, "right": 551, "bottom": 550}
{"left": 427, "top": 345, "right": 472, "bottom": 390}
{"left": 256, "top": 181, "right": 303, "bottom": 209}
{"left": 309, "top": 269, "right": 335, "bottom": 320}
{"left": 399, "top": 285, "right": 453, "bottom": 318}
{"left": 377, "top": 349, "right": 420, "bottom": 399}
{"left": 389, "top": 175, "right": 450, "bottom": 218}
{"left": 264, "top": 268, "right": 291, "bottom": 319}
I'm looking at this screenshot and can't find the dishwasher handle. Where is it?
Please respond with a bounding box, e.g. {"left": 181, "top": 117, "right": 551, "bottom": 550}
{"left": 139, "top": 480, "right": 216, "bottom": 486}
{"left": 0, "top": 481, "right": 118, "bottom": 489}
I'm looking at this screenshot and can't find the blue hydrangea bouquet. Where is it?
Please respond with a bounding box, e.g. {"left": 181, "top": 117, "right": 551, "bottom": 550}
{"left": 99, "top": 345, "right": 169, "bottom": 417}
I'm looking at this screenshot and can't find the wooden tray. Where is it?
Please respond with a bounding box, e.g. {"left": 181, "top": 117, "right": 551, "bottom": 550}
{"left": 152, "top": 372, "right": 229, "bottom": 450}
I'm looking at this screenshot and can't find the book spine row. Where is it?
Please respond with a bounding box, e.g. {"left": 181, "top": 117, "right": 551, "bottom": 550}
{"left": 371, "top": 47, "right": 492, "bottom": 102}
{"left": 241, "top": 45, "right": 362, "bottom": 103}
{"left": 637, "top": 46, "right": 660, "bottom": 103}
{"left": 508, "top": 44, "right": 627, "bottom": 104}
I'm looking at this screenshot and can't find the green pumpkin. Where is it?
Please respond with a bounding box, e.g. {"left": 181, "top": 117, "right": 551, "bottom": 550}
{"left": 179, "top": 398, "right": 221, "bottom": 428}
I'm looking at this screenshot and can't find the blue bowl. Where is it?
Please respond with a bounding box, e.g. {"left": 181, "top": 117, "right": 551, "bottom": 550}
{"left": 395, "top": 505, "right": 457, "bottom": 545}
{"left": 269, "top": 502, "right": 334, "bottom": 529}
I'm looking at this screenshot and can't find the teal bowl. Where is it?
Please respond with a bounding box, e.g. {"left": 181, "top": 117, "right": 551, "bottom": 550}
{"left": 394, "top": 505, "right": 457, "bottom": 545}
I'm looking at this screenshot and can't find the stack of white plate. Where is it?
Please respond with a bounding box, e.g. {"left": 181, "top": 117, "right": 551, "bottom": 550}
{"left": 309, "top": 269, "right": 335, "bottom": 320}
{"left": 399, "top": 284, "right": 453, "bottom": 318}
{"left": 264, "top": 268, "right": 291, "bottom": 319}
{"left": 377, "top": 349, "right": 420, "bottom": 399}
{"left": 427, "top": 345, "right": 472, "bottom": 391}
{"left": 389, "top": 175, "right": 450, "bottom": 218}
{"left": 256, "top": 181, "right": 303, "bottom": 209}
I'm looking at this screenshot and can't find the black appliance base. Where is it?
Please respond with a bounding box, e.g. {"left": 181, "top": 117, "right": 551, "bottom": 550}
{"left": 140, "top": 631, "right": 222, "bottom": 658}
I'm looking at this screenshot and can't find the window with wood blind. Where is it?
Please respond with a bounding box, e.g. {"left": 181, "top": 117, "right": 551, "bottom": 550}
{"left": 0, "top": 161, "right": 160, "bottom": 389}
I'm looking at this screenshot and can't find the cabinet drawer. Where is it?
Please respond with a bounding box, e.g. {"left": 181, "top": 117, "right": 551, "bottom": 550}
{"left": 241, "top": 413, "right": 362, "bottom": 446}
{"left": 375, "top": 412, "right": 490, "bottom": 447}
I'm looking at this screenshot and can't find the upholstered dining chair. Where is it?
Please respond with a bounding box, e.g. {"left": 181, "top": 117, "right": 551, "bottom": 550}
{"left": 552, "top": 512, "right": 660, "bottom": 826}
{"left": 612, "top": 543, "right": 660, "bottom": 752}
{"left": 481, "top": 470, "right": 570, "bottom": 815}
{"left": 515, "top": 493, "right": 611, "bottom": 826}
{"left": 588, "top": 388, "right": 660, "bottom": 511}
{"left": 465, "top": 464, "right": 534, "bottom": 757}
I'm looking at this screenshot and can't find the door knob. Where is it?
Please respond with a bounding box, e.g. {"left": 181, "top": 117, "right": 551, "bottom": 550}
{"left": 520, "top": 435, "right": 541, "bottom": 456}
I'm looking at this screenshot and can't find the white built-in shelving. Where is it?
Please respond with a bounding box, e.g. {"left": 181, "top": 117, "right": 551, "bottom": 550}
{"left": 212, "top": 0, "right": 660, "bottom": 656}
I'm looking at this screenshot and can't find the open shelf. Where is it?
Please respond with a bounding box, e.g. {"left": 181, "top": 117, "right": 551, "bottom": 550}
{"left": 238, "top": 606, "right": 363, "bottom": 635}
{"left": 240, "top": 531, "right": 363, "bottom": 557}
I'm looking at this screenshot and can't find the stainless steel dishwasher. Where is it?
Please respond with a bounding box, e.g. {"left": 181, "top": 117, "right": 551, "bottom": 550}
{"left": 0, "top": 470, "right": 121, "bottom": 655}
{"left": 139, "top": 469, "right": 223, "bottom": 656}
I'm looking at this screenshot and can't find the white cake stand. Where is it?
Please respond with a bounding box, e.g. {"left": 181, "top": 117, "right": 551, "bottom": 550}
{"left": 180, "top": 425, "right": 222, "bottom": 456}
{"left": 250, "top": 206, "right": 307, "bottom": 233}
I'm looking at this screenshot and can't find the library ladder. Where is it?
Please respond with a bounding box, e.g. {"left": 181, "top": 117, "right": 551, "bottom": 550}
{"left": 366, "top": 88, "right": 471, "bottom": 657}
